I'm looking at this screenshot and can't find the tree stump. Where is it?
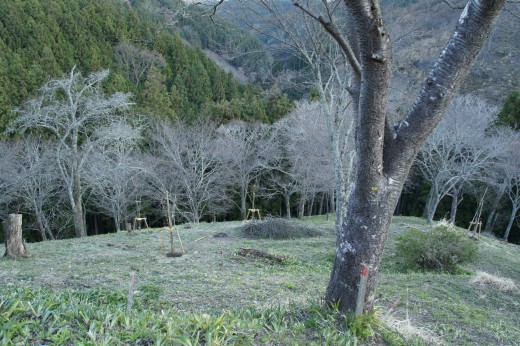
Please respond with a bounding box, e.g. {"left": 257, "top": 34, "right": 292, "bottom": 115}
{"left": 3, "top": 214, "right": 27, "bottom": 257}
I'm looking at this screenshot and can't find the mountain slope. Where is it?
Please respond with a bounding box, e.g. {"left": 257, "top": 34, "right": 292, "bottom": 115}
{"left": 0, "top": 0, "right": 290, "bottom": 129}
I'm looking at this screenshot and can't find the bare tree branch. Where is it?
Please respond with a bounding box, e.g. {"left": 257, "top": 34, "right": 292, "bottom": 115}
{"left": 293, "top": 1, "right": 361, "bottom": 77}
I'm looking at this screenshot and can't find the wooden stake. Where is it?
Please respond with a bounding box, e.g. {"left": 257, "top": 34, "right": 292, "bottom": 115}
{"left": 355, "top": 263, "right": 369, "bottom": 317}
{"left": 160, "top": 228, "right": 165, "bottom": 254}
{"left": 166, "top": 191, "right": 184, "bottom": 253}
{"left": 127, "top": 272, "right": 136, "bottom": 311}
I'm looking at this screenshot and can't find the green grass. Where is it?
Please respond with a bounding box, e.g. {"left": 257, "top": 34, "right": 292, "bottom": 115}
{"left": 1, "top": 216, "right": 519, "bottom": 345}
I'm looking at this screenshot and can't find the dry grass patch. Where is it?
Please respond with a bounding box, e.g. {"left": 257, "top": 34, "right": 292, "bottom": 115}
{"left": 470, "top": 271, "right": 519, "bottom": 293}
{"left": 382, "top": 315, "right": 440, "bottom": 345}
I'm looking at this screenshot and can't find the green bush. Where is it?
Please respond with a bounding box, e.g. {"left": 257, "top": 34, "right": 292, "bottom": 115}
{"left": 395, "top": 224, "right": 478, "bottom": 273}
{"left": 239, "top": 217, "right": 321, "bottom": 240}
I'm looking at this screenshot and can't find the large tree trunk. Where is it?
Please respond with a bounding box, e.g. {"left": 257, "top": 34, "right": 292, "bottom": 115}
{"left": 325, "top": 0, "right": 505, "bottom": 313}
{"left": 3, "top": 214, "right": 27, "bottom": 257}
{"left": 326, "top": 184, "right": 401, "bottom": 312}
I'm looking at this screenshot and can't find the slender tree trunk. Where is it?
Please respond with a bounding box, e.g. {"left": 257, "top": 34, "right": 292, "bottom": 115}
{"left": 3, "top": 214, "right": 27, "bottom": 257}
{"left": 71, "top": 130, "right": 86, "bottom": 238}
{"left": 330, "top": 190, "right": 335, "bottom": 215}
{"left": 395, "top": 193, "right": 403, "bottom": 215}
{"left": 450, "top": 187, "right": 462, "bottom": 224}
{"left": 114, "top": 215, "right": 121, "bottom": 233}
{"left": 73, "top": 174, "right": 87, "bottom": 238}
{"left": 503, "top": 205, "right": 518, "bottom": 241}
{"left": 485, "top": 186, "right": 505, "bottom": 233}
{"left": 485, "top": 210, "right": 497, "bottom": 234}
{"left": 40, "top": 210, "right": 55, "bottom": 241}
{"left": 426, "top": 191, "right": 441, "bottom": 224}
{"left": 284, "top": 192, "right": 291, "bottom": 218}
{"left": 32, "top": 199, "right": 48, "bottom": 241}
{"left": 240, "top": 184, "right": 247, "bottom": 220}
{"left": 298, "top": 195, "right": 305, "bottom": 219}
{"left": 422, "top": 188, "right": 432, "bottom": 218}
{"left": 308, "top": 195, "right": 315, "bottom": 216}
{"left": 35, "top": 214, "right": 48, "bottom": 241}
{"left": 96, "top": 215, "right": 101, "bottom": 235}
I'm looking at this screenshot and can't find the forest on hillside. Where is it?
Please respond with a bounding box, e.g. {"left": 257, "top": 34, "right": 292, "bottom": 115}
{"left": 0, "top": 0, "right": 292, "bottom": 130}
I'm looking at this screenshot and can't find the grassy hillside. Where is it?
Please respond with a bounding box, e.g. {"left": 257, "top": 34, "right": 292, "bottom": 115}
{"left": 1, "top": 216, "right": 519, "bottom": 345}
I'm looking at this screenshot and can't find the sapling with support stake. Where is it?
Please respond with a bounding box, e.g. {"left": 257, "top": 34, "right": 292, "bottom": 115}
{"left": 468, "top": 188, "right": 487, "bottom": 240}
{"left": 246, "top": 185, "right": 262, "bottom": 221}
{"left": 165, "top": 191, "right": 184, "bottom": 257}
{"left": 132, "top": 199, "right": 149, "bottom": 231}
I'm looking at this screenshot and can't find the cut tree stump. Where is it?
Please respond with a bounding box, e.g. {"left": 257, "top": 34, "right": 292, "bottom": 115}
{"left": 3, "top": 214, "right": 27, "bottom": 258}
{"left": 237, "top": 248, "right": 287, "bottom": 263}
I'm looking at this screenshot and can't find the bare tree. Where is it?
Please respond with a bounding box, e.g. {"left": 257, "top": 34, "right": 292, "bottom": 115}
{"left": 86, "top": 121, "right": 144, "bottom": 232}
{"left": 0, "top": 141, "right": 18, "bottom": 221}
{"left": 152, "top": 120, "right": 230, "bottom": 223}
{"left": 12, "top": 68, "right": 132, "bottom": 237}
{"left": 12, "top": 137, "right": 64, "bottom": 241}
{"left": 494, "top": 129, "right": 520, "bottom": 241}
{"left": 140, "top": 151, "right": 184, "bottom": 226}
{"left": 273, "top": 101, "right": 335, "bottom": 218}
{"left": 226, "top": 0, "right": 355, "bottom": 227}
{"left": 415, "top": 95, "right": 498, "bottom": 223}
{"left": 114, "top": 43, "right": 167, "bottom": 87}
{"left": 481, "top": 127, "right": 518, "bottom": 234}
{"left": 217, "top": 120, "right": 278, "bottom": 219}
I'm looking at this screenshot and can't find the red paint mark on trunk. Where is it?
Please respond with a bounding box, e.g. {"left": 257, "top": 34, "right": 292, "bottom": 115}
{"left": 361, "top": 264, "right": 369, "bottom": 277}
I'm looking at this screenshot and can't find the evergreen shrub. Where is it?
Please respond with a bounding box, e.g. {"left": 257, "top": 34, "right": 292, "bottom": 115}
{"left": 395, "top": 223, "right": 477, "bottom": 273}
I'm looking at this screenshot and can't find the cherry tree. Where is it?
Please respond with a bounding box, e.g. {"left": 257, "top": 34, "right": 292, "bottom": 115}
{"left": 415, "top": 95, "right": 498, "bottom": 223}
{"left": 494, "top": 128, "right": 520, "bottom": 241}
{"left": 152, "top": 120, "right": 231, "bottom": 223}
{"left": 217, "top": 120, "right": 279, "bottom": 219}
{"left": 12, "top": 138, "right": 65, "bottom": 240}
{"left": 273, "top": 101, "right": 335, "bottom": 218}
{"left": 226, "top": 0, "right": 355, "bottom": 226}
{"left": 12, "top": 68, "right": 132, "bottom": 237}
{"left": 220, "top": 0, "right": 509, "bottom": 312}
{"left": 86, "top": 121, "right": 144, "bottom": 232}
